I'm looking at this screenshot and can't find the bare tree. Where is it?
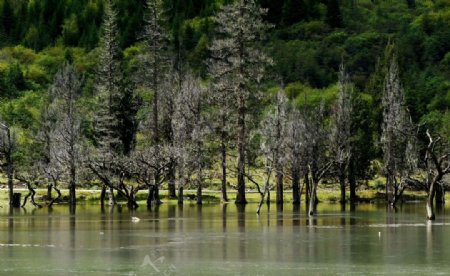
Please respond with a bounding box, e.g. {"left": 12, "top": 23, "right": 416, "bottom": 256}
{"left": 15, "top": 163, "right": 43, "bottom": 208}
{"left": 0, "top": 121, "right": 16, "bottom": 206}
{"left": 209, "top": 0, "right": 272, "bottom": 204}
{"left": 49, "top": 63, "right": 83, "bottom": 205}
{"left": 286, "top": 109, "right": 305, "bottom": 205}
{"left": 381, "top": 51, "right": 416, "bottom": 206}
{"left": 404, "top": 130, "right": 449, "bottom": 220}
{"left": 260, "top": 91, "right": 288, "bottom": 204}
{"left": 303, "top": 104, "right": 334, "bottom": 216}
{"left": 172, "top": 73, "right": 210, "bottom": 204}
{"left": 88, "top": 155, "right": 139, "bottom": 209}
{"left": 331, "top": 62, "right": 353, "bottom": 204}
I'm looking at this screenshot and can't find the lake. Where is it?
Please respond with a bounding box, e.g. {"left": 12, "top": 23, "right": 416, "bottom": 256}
{"left": 1, "top": 203, "right": 450, "bottom": 275}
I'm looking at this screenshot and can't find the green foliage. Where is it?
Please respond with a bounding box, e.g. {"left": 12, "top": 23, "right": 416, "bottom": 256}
{"left": 0, "top": 0, "right": 448, "bottom": 184}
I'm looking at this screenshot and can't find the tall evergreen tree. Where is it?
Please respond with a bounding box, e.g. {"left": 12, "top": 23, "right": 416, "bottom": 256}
{"left": 209, "top": 0, "right": 272, "bottom": 204}
{"left": 140, "top": 0, "right": 171, "bottom": 205}
{"left": 91, "top": 0, "right": 122, "bottom": 206}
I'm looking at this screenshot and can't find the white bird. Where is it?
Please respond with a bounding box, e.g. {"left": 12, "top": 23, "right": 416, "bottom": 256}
{"left": 131, "top": 217, "right": 140, "bottom": 223}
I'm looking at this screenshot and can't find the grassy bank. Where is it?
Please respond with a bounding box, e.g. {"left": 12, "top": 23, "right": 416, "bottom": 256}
{"left": 0, "top": 185, "right": 431, "bottom": 207}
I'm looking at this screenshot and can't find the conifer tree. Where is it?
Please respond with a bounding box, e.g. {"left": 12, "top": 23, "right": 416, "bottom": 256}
{"left": 209, "top": 0, "right": 271, "bottom": 204}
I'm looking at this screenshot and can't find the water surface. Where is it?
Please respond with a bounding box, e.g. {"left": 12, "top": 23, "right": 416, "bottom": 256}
{"left": 1, "top": 203, "right": 450, "bottom": 275}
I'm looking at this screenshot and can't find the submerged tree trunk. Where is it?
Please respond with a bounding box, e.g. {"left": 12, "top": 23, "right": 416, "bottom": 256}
{"left": 100, "top": 186, "right": 106, "bottom": 207}
{"left": 69, "top": 163, "right": 76, "bottom": 205}
{"left": 168, "top": 159, "right": 177, "bottom": 199}
{"left": 339, "top": 170, "right": 346, "bottom": 204}
{"left": 308, "top": 178, "right": 318, "bottom": 216}
{"left": 47, "top": 185, "right": 52, "bottom": 200}
{"left": 349, "top": 158, "right": 357, "bottom": 203}
{"left": 108, "top": 187, "right": 115, "bottom": 206}
{"left": 197, "top": 168, "right": 203, "bottom": 205}
{"left": 304, "top": 173, "right": 310, "bottom": 204}
{"left": 147, "top": 175, "right": 162, "bottom": 207}
{"left": 386, "top": 175, "right": 395, "bottom": 205}
{"left": 221, "top": 135, "right": 229, "bottom": 202}
{"left": 235, "top": 99, "right": 247, "bottom": 204}
{"left": 147, "top": 185, "right": 155, "bottom": 208}
{"left": 178, "top": 164, "right": 184, "bottom": 205}
{"left": 275, "top": 161, "right": 283, "bottom": 204}
{"left": 292, "top": 168, "right": 300, "bottom": 205}
{"left": 427, "top": 182, "right": 436, "bottom": 220}
{"left": 22, "top": 182, "right": 42, "bottom": 208}
{"left": 7, "top": 156, "right": 13, "bottom": 206}
{"left": 435, "top": 183, "right": 444, "bottom": 205}
{"left": 48, "top": 182, "right": 62, "bottom": 208}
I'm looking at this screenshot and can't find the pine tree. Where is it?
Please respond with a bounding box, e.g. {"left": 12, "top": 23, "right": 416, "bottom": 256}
{"left": 140, "top": 0, "right": 171, "bottom": 205}
{"left": 209, "top": 0, "right": 272, "bottom": 204}
{"left": 91, "top": 0, "right": 122, "bottom": 206}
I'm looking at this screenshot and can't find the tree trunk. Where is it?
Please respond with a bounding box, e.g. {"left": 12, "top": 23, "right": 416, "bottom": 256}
{"left": 221, "top": 136, "right": 229, "bottom": 202}
{"left": 349, "top": 159, "right": 357, "bottom": 203}
{"left": 148, "top": 175, "right": 162, "bottom": 207}
{"left": 127, "top": 191, "right": 138, "bottom": 209}
{"left": 275, "top": 164, "right": 283, "bottom": 205}
{"left": 7, "top": 160, "right": 13, "bottom": 206}
{"left": 196, "top": 182, "right": 202, "bottom": 204}
{"left": 386, "top": 174, "right": 395, "bottom": 205}
{"left": 108, "top": 187, "right": 115, "bottom": 206}
{"left": 435, "top": 183, "right": 444, "bottom": 205}
{"left": 427, "top": 185, "right": 436, "bottom": 220}
{"left": 308, "top": 179, "right": 318, "bottom": 216}
{"left": 100, "top": 186, "right": 106, "bottom": 207}
{"left": 47, "top": 184, "right": 52, "bottom": 200}
{"left": 69, "top": 164, "right": 76, "bottom": 205}
{"left": 178, "top": 164, "right": 184, "bottom": 205}
{"left": 168, "top": 159, "right": 177, "bottom": 199}
{"left": 304, "top": 173, "right": 310, "bottom": 204}
{"left": 235, "top": 101, "right": 247, "bottom": 204}
{"left": 48, "top": 183, "right": 62, "bottom": 207}
{"left": 147, "top": 185, "right": 155, "bottom": 208}
{"left": 292, "top": 168, "right": 300, "bottom": 205}
{"left": 339, "top": 171, "right": 346, "bottom": 204}
{"left": 22, "top": 183, "right": 41, "bottom": 208}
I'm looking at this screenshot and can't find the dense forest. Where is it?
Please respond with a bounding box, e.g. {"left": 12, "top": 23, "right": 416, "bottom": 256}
{"left": 0, "top": 0, "right": 449, "bottom": 219}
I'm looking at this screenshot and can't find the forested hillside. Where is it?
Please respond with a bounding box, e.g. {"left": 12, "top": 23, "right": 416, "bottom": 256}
{"left": 0, "top": 0, "right": 449, "bottom": 215}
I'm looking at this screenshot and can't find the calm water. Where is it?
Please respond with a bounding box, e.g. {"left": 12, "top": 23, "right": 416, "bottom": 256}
{"left": 1, "top": 203, "right": 450, "bottom": 275}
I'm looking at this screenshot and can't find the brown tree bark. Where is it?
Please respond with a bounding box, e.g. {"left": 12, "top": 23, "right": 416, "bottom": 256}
{"left": 292, "top": 167, "right": 300, "bottom": 205}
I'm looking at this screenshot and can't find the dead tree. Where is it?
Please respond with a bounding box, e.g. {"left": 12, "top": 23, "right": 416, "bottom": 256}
{"left": 260, "top": 91, "right": 288, "bottom": 204}
{"left": 172, "top": 73, "right": 209, "bottom": 204}
{"left": 303, "top": 104, "right": 333, "bottom": 216}
{"left": 404, "top": 130, "right": 449, "bottom": 220}
{"left": 331, "top": 62, "right": 353, "bottom": 204}
{"left": 132, "top": 146, "right": 169, "bottom": 207}
{"left": 89, "top": 155, "right": 139, "bottom": 209}
{"left": 16, "top": 166, "right": 43, "bottom": 208}
{"left": 48, "top": 63, "right": 82, "bottom": 205}
{"left": 286, "top": 109, "right": 304, "bottom": 205}
{"left": 381, "top": 51, "right": 416, "bottom": 207}
{"left": 0, "top": 121, "right": 15, "bottom": 206}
